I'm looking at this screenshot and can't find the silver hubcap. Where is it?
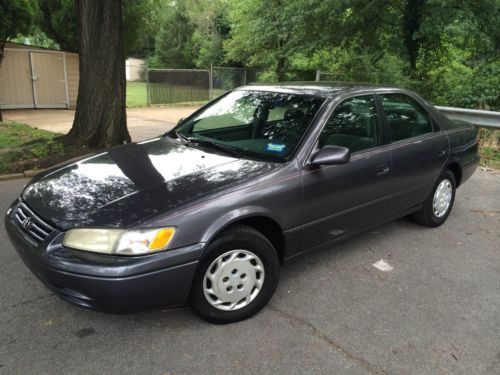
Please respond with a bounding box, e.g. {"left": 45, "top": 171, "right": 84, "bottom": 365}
{"left": 433, "top": 179, "right": 452, "bottom": 218}
{"left": 203, "top": 250, "right": 265, "bottom": 311}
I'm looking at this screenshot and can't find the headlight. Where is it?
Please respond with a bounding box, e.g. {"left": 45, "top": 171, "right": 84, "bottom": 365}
{"left": 62, "top": 227, "right": 176, "bottom": 255}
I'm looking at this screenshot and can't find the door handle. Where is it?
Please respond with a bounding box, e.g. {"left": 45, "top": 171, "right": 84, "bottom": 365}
{"left": 375, "top": 164, "right": 390, "bottom": 177}
{"left": 437, "top": 149, "right": 447, "bottom": 157}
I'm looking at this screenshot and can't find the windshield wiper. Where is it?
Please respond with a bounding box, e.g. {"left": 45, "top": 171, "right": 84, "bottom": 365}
{"left": 174, "top": 131, "right": 190, "bottom": 144}
{"left": 163, "top": 130, "right": 187, "bottom": 143}
{"left": 169, "top": 132, "right": 241, "bottom": 158}
{"left": 187, "top": 137, "right": 242, "bottom": 158}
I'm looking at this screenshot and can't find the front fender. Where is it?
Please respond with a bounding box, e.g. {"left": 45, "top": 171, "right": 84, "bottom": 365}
{"left": 200, "top": 205, "right": 283, "bottom": 244}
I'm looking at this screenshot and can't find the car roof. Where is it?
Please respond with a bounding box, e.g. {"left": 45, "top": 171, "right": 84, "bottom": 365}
{"left": 236, "top": 81, "right": 402, "bottom": 98}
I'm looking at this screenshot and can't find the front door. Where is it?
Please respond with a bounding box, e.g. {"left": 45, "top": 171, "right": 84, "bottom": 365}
{"left": 301, "top": 95, "right": 394, "bottom": 250}
{"left": 30, "top": 52, "right": 68, "bottom": 108}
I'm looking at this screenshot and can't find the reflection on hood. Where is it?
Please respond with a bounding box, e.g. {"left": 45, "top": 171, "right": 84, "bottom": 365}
{"left": 108, "top": 143, "right": 165, "bottom": 189}
{"left": 22, "top": 138, "right": 277, "bottom": 229}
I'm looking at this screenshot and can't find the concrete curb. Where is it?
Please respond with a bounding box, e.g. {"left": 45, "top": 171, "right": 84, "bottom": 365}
{"left": 0, "top": 169, "right": 47, "bottom": 181}
{"left": 0, "top": 173, "right": 25, "bottom": 181}
{"left": 23, "top": 169, "right": 44, "bottom": 177}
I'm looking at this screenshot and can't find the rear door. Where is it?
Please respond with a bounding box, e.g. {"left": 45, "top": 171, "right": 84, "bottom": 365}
{"left": 378, "top": 93, "right": 449, "bottom": 210}
{"left": 301, "top": 95, "right": 394, "bottom": 250}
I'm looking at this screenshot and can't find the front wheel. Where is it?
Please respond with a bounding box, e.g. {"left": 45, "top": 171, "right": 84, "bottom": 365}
{"left": 189, "top": 225, "right": 280, "bottom": 324}
{"left": 412, "top": 169, "right": 456, "bottom": 227}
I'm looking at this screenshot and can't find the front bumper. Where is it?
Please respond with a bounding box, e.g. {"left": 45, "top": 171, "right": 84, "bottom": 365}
{"left": 5, "top": 205, "right": 204, "bottom": 313}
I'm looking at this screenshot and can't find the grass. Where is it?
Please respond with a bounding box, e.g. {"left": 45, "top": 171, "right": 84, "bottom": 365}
{"left": 480, "top": 147, "right": 500, "bottom": 170}
{"left": 0, "top": 122, "right": 88, "bottom": 175}
{"left": 478, "top": 128, "right": 500, "bottom": 170}
{"left": 126, "top": 81, "right": 148, "bottom": 107}
{"left": 0, "top": 122, "right": 56, "bottom": 148}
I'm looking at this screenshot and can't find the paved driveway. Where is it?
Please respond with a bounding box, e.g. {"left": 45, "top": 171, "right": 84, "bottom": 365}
{"left": 0, "top": 170, "right": 499, "bottom": 374}
{"left": 3, "top": 107, "right": 201, "bottom": 141}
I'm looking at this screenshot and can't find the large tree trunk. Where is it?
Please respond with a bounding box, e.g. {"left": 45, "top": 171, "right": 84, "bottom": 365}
{"left": 403, "top": 0, "right": 425, "bottom": 73}
{"left": 0, "top": 39, "right": 5, "bottom": 122}
{"left": 64, "top": 0, "right": 130, "bottom": 148}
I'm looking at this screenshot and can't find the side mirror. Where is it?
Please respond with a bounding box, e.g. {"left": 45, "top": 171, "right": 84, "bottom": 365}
{"left": 310, "top": 145, "right": 350, "bottom": 166}
{"left": 177, "top": 117, "right": 185, "bottom": 126}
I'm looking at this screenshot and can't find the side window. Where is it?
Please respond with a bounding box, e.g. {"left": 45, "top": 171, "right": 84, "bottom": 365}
{"left": 380, "top": 94, "right": 432, "bottom": 142}
{"left": 319, "top": 96, "right": 379, "bottom": 153}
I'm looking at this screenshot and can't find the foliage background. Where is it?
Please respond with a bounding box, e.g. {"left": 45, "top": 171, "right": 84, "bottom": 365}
{"left": 3, "top": 0, "right": 499, "bottom": 110}
{"left": 147, "top": 0, "right": 500, "bottom": 110}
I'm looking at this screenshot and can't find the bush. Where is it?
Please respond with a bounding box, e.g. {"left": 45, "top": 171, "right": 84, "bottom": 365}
{"left": 422, "top": 60, "right": 500, "bottom": 110}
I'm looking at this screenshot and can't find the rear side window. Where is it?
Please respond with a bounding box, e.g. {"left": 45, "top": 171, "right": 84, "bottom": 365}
{"left": 319, "top": 95, "right": 379, "bottom": 153}
{"left": 380, "top": 94, "right": 432, "bottom": 142}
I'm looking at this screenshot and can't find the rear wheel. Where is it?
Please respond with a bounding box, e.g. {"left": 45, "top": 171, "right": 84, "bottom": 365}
{"left": 412, "top": 169, "right": 456, "bottom": 227}
{"left": 190, "top": 225, "right": 280, "bottom": 324}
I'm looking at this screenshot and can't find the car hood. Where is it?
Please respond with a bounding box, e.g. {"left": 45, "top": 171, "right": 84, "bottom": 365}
{"left": 22, "top": 138, "right": 277, "bottom": 229}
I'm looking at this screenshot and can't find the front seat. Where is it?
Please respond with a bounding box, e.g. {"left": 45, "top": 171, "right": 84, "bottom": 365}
{"left": 281, "top": 108, "right": 306, "bottom": 141}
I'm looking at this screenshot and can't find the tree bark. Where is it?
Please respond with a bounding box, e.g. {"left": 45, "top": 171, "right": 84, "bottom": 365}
{"left": 276, "top": 56, "right": 287, "bottom": 82}
{"left": 64, "top": 0, "right": 130, "bottom": 148}
{"left": 403, "top": 0, "right": 425, "bottom": 73}
{"left": 0, "top": 39, "right": 5, "bottom": 122}
{"left": 0, "top": 40, "right": 6, "bottom": 66}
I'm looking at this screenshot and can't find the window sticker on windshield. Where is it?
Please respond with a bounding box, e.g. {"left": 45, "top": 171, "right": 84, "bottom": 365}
{"left": 266, "top": 143, "right": 286, "bottom": 153}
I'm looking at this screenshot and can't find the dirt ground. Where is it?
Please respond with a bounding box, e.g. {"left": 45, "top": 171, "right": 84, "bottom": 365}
{"left": 3, "top": 106, "right": 201, "bottom": 141}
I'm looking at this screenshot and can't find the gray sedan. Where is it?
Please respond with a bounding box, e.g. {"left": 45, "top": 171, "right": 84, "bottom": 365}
{"left": 5, "top": 83, "right": 479, "bottom": 323}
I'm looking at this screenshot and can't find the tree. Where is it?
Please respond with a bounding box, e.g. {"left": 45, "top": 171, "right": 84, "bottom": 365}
{"left": 191, "top": 1, "right": 231, "bottom": 68}
{"left": 0, "top": 0, "right": 38, "bottom": 122}
{"left": 39, "top": 0, "right": 159, "bottom": 56}
{"left": 38, "top": 0, "right": 78, "bottom": 51}
{"left": 151, "top": 1, "right": 197, "bottom": 68}
{"left": 36, "top": 0, "right": 159, "bottom": 148}
{"left": 149, "top": 0, "right": 231, "bottom": 69}
{"left": 122, "top": 0, "right": 160, "bottom": 58}
{"left": 225, "top": 0, "right": 316, "bottom": 80}
{"left": 11, "top": 28, "right": 60, "bottom": 50}
{"left": 63, "top": 0, "right": 130, "bottom": 148}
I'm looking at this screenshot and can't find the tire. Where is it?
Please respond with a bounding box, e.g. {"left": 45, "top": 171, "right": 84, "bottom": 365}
{"left": 189, "top": 224, "right": 280, "bottom": 324}
{"left": 412, "top": 169, "right": 456, "bottom": 227}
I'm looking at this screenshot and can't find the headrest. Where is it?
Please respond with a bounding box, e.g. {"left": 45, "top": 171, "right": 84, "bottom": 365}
{"left": 284, "top": 108, "right": 305, "bottom": 121}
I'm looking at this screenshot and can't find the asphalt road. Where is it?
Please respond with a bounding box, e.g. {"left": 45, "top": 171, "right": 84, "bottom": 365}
{"left": 0, "top": 170, "right": 499, "bottom": 374}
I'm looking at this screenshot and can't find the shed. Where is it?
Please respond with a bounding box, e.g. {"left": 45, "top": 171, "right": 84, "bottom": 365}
{"left": 126, "top": 57, "right": 145, "bottom": 81}
{"left": 0, "top": 42, "right": 79, "bottom": 109}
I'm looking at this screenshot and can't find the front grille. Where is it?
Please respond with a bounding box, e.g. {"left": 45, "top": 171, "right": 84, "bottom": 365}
{"left": 13, "top": 201, "right": 55, "bottom": 243}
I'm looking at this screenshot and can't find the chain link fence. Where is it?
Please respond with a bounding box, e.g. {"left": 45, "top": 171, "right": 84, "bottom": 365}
{"left": 147, "top": 69, "right": 210, "bottom": 105}
{"left": 316, "top": 71, "right": 342, "bottom": 82}
{"left": 146, "top": 67, "right": 319, "bottom": 105}
{"left": 211, "top": 67, "right": 247, "bottom": 99}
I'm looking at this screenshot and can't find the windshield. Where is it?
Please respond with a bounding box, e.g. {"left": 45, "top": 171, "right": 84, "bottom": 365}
{"left": 174, "top": 90, "right": 325, "bottom": 162}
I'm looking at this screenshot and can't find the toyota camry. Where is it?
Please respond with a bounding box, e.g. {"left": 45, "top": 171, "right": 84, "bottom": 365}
{"left": 5, "top": 83, "right": 479, "bottom": 323}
